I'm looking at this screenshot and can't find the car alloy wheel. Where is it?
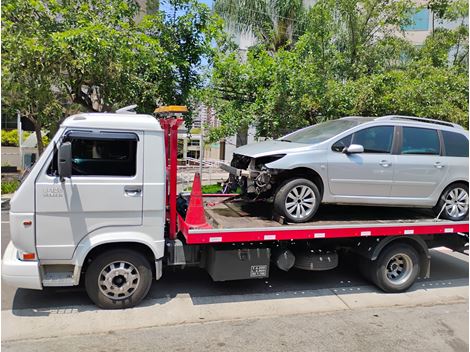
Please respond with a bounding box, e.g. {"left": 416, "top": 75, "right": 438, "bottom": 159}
{"left": 444, "top": 187, "right": 468, "bottom": 219}
{"left": 284, "top": 185, "right": 316, "bottom": 220}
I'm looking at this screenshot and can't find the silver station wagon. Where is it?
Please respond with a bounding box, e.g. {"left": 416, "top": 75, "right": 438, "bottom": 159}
{"left": 222, "top": 116, "right": 469, "bottom": 223}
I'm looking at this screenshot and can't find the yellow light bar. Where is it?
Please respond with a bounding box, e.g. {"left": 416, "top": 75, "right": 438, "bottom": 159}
{"left": 154, "top": 105, "right": 188, "bottom": 114}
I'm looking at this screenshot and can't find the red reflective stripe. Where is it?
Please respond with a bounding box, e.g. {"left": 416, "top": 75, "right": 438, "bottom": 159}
{"left": 181, "top": 223, "right": 469, "bottom": 244}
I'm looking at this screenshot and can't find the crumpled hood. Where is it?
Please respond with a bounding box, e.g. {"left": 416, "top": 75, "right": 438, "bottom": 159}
{"left": 233, "top": 140, "right": 313, "bottom": 158}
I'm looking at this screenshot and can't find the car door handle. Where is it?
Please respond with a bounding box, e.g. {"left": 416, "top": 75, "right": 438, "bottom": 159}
{"left": 124, "top": 187, "right": 142, "bottom": 196}
{"left": 434, "top": 162, "right": 445, "bottom": 169}
{"left": 379, "top": 160, "right": 391, "bottom": 167}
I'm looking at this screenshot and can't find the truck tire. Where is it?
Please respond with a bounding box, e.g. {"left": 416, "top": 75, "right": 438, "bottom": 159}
{"left": 433, "top": 183, "right": 469, "bottom": 221}
{"left": 85, "top": 249, "right": 153, "bottom": 309}
{"left": 274, "top": 178, "right": 321, "bottom": 223}
{"left": 370, "top": 243, "right": 420, "bottom": 293}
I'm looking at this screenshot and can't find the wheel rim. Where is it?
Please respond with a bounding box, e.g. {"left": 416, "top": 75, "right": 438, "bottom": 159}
{"left": 385, "top": 253, "right": 413, "bottom": 286}
{"left": 445, "top": 187, "right": 468, "bottom": 218}
{"left": 285, "top": 185, "right": 316, "bottom": 220}
{"left": 98, "top": 261, "right": 140, "bottom": 300}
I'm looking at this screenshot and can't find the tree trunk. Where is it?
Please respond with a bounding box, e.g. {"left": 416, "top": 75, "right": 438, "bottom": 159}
{"left": 34, "top": 122, "right": 44, "bottom": 156}
{"left": 236, "top": 127, "right": 248, "bottom": 147}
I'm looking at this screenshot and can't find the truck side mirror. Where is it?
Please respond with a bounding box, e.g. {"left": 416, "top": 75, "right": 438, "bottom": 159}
{"left": 343, "top": 144, "right": 364, "bottom": 154}
{"left": 58, "top": 141, "right": 72, "bottom": 180}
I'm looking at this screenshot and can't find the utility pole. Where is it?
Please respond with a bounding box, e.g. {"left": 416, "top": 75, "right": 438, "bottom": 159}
{"left": 199, "top": 120, "right": 204, "bottom": 178}
{"left": 17, "top": 111, "right": 23, "bottom": 170}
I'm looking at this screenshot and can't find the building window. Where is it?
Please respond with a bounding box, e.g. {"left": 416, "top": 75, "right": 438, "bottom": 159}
{"left": 403, "top": 9, "right": 430, "bottom": 31}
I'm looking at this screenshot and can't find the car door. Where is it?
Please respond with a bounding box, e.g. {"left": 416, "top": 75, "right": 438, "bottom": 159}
{"left": 327, "top": 125, "right": 396, "bottom": 199}
{"left": 35, "top": 129, "right": 144, "bottom": 260}
{"left": 391, "top": 126, "right": 448, "bottom": 199}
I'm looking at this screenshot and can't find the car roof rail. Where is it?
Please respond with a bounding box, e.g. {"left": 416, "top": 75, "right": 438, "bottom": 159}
{"left": 376, "top": 115, "right": 464, "bottom": 129}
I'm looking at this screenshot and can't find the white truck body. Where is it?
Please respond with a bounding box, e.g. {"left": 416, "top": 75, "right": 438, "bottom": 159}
{"left": 3, "top": 113, "right": 166, "bottom": 289}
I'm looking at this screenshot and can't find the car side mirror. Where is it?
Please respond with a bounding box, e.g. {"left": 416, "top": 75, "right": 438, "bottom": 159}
{"left": 343, "top": 144, "right": 364, "bottom": 154}
{"left": 58, "top": 141, "right": 72, "bottom": 180}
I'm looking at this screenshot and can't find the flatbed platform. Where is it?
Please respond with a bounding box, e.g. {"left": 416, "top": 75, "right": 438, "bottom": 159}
{"left": 177, "top": 196, "right": 469, "bottom": 244}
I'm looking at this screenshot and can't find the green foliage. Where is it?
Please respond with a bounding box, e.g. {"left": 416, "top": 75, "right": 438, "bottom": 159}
{"left": 207, "top": 0, "right": 469, "bottom": 140}
{"left": 1, "top": 180, "right": 20, "bottom": 194}
{"left": 214, "top": 0, "right": 306, "bottom": 51}
{"left": 1, "top": 130, "right": 50, "bottom": 147}
{"left": 2, "top": 0, "right": 222, "bottom": 154}
{"left": 185, "top": 183, "right": 241, "bottom": 194}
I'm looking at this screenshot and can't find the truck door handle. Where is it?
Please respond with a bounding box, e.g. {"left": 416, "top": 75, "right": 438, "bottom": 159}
{"left": 124, "top": 187, "right": 142, "bottom": 196}
{"left": 379, "top": 160, "right": 391, "bottom": 168}
{"left": 434, "top": 162, "right": 445, "bottom": 169}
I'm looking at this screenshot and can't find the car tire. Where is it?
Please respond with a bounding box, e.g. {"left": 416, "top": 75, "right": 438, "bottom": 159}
{"left": 370, "top": 243, "right": 420, "bottom": 293}
{"left": 274, "top": 178, "right": 321, "bottom": 223}
{"left": 433, "top": 183, "right": 469, "bottom": 221}
{"left": 85, "top": 249, "right": 153, "bottom": 309}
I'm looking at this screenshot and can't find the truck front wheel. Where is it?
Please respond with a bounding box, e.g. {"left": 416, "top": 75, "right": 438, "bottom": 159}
{"left": 371, "top": 243, "right": 420, "bottom": 293}
{"left": 85, "top": 249, "right": 153, "bottom": 309}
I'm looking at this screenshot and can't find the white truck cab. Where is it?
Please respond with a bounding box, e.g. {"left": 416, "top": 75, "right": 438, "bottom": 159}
{"left": 3, "top": 113, "right": 166, "bottom": 304}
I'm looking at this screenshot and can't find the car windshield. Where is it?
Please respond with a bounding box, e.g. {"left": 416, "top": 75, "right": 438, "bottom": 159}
{"left": 280, "top": 119, "right": 369, "bottom": 144}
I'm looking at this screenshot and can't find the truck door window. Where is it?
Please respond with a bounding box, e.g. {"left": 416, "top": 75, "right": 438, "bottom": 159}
{"left": 47, "top": 135, "right": 137, "bottom": 177}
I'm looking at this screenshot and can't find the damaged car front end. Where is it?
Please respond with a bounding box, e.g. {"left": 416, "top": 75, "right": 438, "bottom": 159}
{"left": 221, "top": 153, "right": 286, "bottom": 196}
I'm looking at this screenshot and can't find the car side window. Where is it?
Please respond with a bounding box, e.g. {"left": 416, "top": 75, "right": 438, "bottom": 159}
{"left": 401, "top": 127, "right": 440, "bottom": 155}
{"left": 442, "top": 130, "right": 469, "bottom": 157}
{"left": 331, "top": 135, "right": 352, "bottom": 152}
{"left": 351, "top": 126, "right": 394, "bottom": 153}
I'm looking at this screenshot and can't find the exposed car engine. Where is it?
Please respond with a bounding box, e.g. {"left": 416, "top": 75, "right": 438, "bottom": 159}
{"left": 227, "top": 153, "right": 285, "bottom": 196}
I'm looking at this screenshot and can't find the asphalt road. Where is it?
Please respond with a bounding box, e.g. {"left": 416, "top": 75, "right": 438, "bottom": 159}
{"left": 3, "top": 303, "right": 468, "bottom": 352}
{"left": 1, "top": 209, "right": 469, "bottom": 351}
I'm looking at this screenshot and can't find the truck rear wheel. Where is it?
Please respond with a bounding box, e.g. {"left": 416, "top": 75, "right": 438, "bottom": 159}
{"left": 370, "top": 243, "right": 420, "bottom": 293}
{"left": 85, "top": 249, "right": 153, "bottom": 309}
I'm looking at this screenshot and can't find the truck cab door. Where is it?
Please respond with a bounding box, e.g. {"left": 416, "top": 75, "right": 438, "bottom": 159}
{"left": 35, "top": 130, "right": 144, "bottom": 260}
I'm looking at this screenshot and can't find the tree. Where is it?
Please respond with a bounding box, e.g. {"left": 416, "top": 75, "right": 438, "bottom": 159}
{"left": 205, "top": 0, "right": 468, "bottom": 141}
{"left": 214, "top": 0, "right": 306, "bottom": 51}
{"left": 2, "top": 0, "right": 221, "bottom": 154}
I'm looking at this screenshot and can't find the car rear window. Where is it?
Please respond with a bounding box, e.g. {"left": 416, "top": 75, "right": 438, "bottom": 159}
{"left": 401, "top": 127, "right": 440, "bottom": 155}
{"left": 442, "top": 130, "right": 469, "bottom": 157}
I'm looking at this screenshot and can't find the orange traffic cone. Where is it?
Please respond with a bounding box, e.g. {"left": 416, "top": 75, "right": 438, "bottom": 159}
{"left": 185, "top": 173, "right": 211, "bottom": 229}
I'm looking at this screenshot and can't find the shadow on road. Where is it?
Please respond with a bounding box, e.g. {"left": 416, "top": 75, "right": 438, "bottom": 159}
{"left": 6, "top": 249, "right": 468, "bottom": 317}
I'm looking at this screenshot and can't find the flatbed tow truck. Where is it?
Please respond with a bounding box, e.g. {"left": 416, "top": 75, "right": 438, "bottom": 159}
{"left": 2, "top": 106, "right": 468, "bottom": 309}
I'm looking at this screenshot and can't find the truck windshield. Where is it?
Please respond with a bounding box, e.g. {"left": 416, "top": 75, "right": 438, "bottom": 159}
{"left": 280, "top": 118, "right": 370, "bottom": 144}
